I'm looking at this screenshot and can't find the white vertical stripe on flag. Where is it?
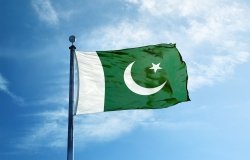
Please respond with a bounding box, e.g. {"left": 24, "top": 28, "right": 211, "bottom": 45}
{"left": 75, "top": 51, "right": 105, "bottom": 114}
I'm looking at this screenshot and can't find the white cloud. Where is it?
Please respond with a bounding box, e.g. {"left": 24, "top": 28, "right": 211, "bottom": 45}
{"left": 84, "top": 0, "right": 250, "bottom": 90}
{"left": 32, "top": 0, "right": 59, "bottom": 25}
{"left": 186, "top": 2, "right": 250, "bottom": 45}
{"left": 17, "top": 108, "right": 68, "bottom": 149}
{"left": 189, "top": 51, "right": 249, "bottom": 90}
{"left": 74, "top": 110, "right": 153, "bottom": 143}
{"left": 0, "top": 73, "right": 8, "bottom": 92}
{"left": 35, "top": 94, "right": 68, "bottom": 106}
{"left": 31, "top": 0, "right": 76, "bottom": 26}
{"left": 28, "top": 70, "right": 69, "bottom": 106}
{"left": 18, "top": 109, "right": 153, "bottom": 149}
{"left": 81, "top": 21, "right": 154, "bottom": 50}
{"left": 0, "top": 73, "right": 24, "bottom": 105}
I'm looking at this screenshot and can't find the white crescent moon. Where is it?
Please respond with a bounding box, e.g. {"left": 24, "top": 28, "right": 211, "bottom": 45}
{"left": 124, "top": 61, "right": 167, "bottom": 95}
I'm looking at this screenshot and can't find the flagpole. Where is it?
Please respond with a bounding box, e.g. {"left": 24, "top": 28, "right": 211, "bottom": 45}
{"left": 67, "top": 35, "right": 76, "bottom": 160}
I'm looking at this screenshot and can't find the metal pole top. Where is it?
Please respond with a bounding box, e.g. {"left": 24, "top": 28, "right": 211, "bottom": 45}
{"left": 69, "top": 35, "right": 76, "bottom": 50}
{"left": 69, "top": 35, "right": 76, "bottom": 44}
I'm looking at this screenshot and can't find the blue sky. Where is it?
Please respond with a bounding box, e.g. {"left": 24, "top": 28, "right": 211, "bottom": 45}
{"left": 1, "top": 0, "right": 250, "bottom": 159}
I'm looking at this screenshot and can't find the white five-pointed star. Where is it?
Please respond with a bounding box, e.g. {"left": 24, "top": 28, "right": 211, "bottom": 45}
{"left": 150, "top": 63, "right": 162, "bottom": 73}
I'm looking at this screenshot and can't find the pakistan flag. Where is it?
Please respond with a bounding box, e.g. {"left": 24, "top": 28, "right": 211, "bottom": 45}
{"left": 75, "top": 44, "right": 190, "bottom": 114}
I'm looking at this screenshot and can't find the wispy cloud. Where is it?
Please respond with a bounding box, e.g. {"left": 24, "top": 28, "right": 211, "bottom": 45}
{"left": 82, "top": 21, "right": 154, "bottom": 50}
{"left": 74, "top": 110, "right": 153, "bottom": 144}
{"left": 0, "top": 73, "right": 8, "bottom": 92}
{"left": 16, "top": 108, "right": 67, "bottom": 149}
{"left": 17, "top": 107, "right": 209, "bottom": 150}
{"left": 31, "top": 0, "right": 76, "bottom": 26}
{"left": 28, "top": 69, "right": 69, "bottom": 106}
{"left": 189, "top": 52, "right": 249, "bottom": 90}
{"left": 0, "top": 73, "right": 24, "bottom": 105}
{"left": 18, "top": 109, "right": 153, "bottom": 149}
{"left": 31, "top": 0, "right": 59, "bottom": 25}
{"left": 83, "top": 0, "right": 250, "bottom": 90}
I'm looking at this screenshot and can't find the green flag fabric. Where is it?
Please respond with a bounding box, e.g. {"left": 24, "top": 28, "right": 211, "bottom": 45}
{"left": 75, "top": 44, "right": 189, "bottom": 114}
